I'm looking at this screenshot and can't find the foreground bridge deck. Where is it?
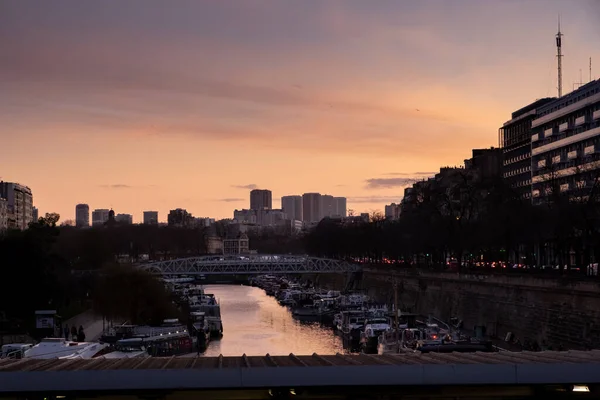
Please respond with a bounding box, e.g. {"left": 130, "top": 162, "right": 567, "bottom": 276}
{"left": 1, "top": 351, "right": 600, "bottom": 395}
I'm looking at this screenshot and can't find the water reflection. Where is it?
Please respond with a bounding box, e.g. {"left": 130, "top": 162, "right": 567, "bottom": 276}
{"left": 203, "top": 285, "right": 344, "bottom": 356}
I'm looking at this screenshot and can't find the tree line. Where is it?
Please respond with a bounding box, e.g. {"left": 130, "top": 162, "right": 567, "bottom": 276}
{"left": 305, "top": 171, "right": 600, "bottom": 273}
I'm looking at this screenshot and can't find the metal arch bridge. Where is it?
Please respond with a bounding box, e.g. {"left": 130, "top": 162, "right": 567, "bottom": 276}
{"left": 139, "top": 255, "right": 361, "bottom": 275}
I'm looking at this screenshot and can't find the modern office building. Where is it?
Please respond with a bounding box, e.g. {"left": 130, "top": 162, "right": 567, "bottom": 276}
{"left": 500, "top": 98, "right": 556, "bottom": 199}
{"left": 116, "top": 213, "right": 133, "bottom": 224}
{"left": 0, "top": 182, "right": 33, "bottom": 230}
{"left": 302, "top": 193, "right": 322, "bottom": 223}
{"left": 530, "top": 79, "right": 600, "bottom": 204}
{"left": 250, "top": 189, "right": 272, "bottom": 210}
{"left": 334, "top": 197, "right": 347, "bottom": 217}
{"left": 91, "top": 209, "right": 110, "bottom": 226}
{"left": 75, "top": 204, "right": 90, "bottom": 227}
{"left": 281, "top": 195, "right": 303, "bottom": 222}
{"left": 143, "top": 211, "right": 159, "bottom": 225}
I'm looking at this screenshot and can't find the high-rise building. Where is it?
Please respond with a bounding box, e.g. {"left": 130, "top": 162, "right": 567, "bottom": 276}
{"left": 116, "top": 213, "right": 133, "bottom": 224}
{"left": 32, "top": 207, "right": 38, "bottom": 223}
{"left": 531, "top": 79, "right": 600, "bottom": 204}
{"left": 250, "top": 189, "right": 272, "bottom": 210}
{"left": 0, "top": 182, "right": 33, "bottom": 230}
{"left": 500, "top": 98, "right": 555, "bottom": 199}
{"left": 143, "top": 211, "right": 159, "bottom": 225}
{"left": 321, "top": 195, "right": 335, "bottom": 219}
{"left": 91, "top": 209, "right": 110, "bottom": 226}
{"left": 334, "top": 197, "right": 347, "bottom": 217}
{"left": 281, "top": 195, "right": 302, "bottom": 221}
{"left": 385, "top": 203, "right": 401, "bottom": 220}
{"left": 75, "top": 204, "right": 90, "bottom": 227}
{"left": 233, "top": 209, "right": 257, "bottom": 224}
{"left": 302, "top": 193, "right": 322, "bottom": 223}
{"left": 0, "top": 198, "right": 7, "bottom": 231}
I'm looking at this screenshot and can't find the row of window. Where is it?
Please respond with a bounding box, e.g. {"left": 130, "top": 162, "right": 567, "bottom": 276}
{"left": 537, "top": 85, "right": 600, "bottom": 118}
{"left": 533, "top": 117, "right": 600, "bottom": 148}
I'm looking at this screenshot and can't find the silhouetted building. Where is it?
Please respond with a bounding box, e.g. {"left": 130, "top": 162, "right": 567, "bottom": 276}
{"left": 250, "top": 189, "right": 272, "bottom": 210}
{"left": 464, "top": 148, "right": 503, "bottom": 181}
{"left": 302, "top": 193, "right": 322, "bottom": 223}
{"left": 385, "top": 203, "right": 401, "bottom": 220}
{"left": 0, "top": 182, "right": 33, "bottom": 230}
{"left": 75, "top": 204, "right": 90, "bottom": 228}
{"left": 32, "top": 207, "right": 38, "bottom": 223}
{"left": 334, "top": 197, "right": 347, "bottom": 217}
{"left": 92, "top": 209, "right": 110, "bottom": 226}
{"left": 281, "top": 195, "right": 303, "bottom": 222}
{"left": 168, "top": 208, "right": 193, "bottom": 227}
{"left": 500, "top": 98, "right": 555, "bottom": 199}
{"left": 233, "top": 209, "right": 257, "bottom": 224}
{"left": 531, "top": 79, "right": 600, "bottom": 204}
{"left": 116, "top": 213, "right": 133, "bottom": 224}
{"left": 321, "top": 194, "right": 335, "bottom": 218}
{"left": 143, "top": 211, "right": 159, "bottom": 225}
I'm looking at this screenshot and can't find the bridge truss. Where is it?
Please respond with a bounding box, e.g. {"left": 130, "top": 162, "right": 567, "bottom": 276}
{"left": 139, "top": 255, "right": 360, "bottom": 275}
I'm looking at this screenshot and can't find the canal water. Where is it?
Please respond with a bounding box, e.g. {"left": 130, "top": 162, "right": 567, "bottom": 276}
{"left": 202, "top": 284, "right": 344, "bottom": 356}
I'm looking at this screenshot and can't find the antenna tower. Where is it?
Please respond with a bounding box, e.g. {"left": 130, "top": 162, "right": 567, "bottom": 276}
{"left": 556, "top": 17, "right": 563, "bottom": 97}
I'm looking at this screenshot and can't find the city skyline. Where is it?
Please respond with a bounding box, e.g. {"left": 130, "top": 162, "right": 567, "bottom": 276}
{"left": 2, "top": 0, "right": 600, "bottom": 221}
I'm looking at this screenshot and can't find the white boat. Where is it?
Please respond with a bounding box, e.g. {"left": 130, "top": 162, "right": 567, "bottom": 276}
{"left": 1, "top": 343, "right": 33, "bottom": 359}
{"left": 24, "top": 338, "right": 99, "bottom": 359}
{"left": 59, "top": 342, "right": 109, "bottom": 359}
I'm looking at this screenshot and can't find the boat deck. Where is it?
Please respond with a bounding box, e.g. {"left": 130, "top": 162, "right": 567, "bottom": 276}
{"left": 2, "top": 350, "right": 600, "bottom": 371}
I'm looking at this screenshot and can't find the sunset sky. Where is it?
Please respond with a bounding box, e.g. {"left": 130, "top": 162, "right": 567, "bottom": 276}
{"left": 2, "top": 0, "right": 600, "bottom": 222}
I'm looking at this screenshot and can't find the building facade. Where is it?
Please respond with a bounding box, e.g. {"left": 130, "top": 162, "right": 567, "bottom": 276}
{"left": 32, "top": 207, "right": 38, "bottom": 223}
{"left": 281, "top": 195, "right": 303, "bottom": 222}
{"left": 334, "top": 197, "right": 347, "bottom": 217}
{"left": 0, "top": 198, "right": 7, "bottom": 231}
{"left": 321, "top": 195, "right": 335, "bottom": 218}
{"left": 0, "top": 182, "right": 33, "bottom": 230}
{"left": 530, "top": 79, "right": 600, "bottom": 204}
{"left": 223, "top": 233, "right": 250, "bottom": 255}
{"left": 75, "top": 204, "right": 90, "bottom": 228}
{"left": 91, "top": 209, "right": 110, "bottom": 226}
{"left": 500, "top": 98, "right": 556, "bottom": 199}
{"left": 385, "top": 203, "right": 401, "bottom": 220}
{"left": 233, "top": 209, "right": 257, "bottom": 224}
{"left": 250, "top": 189, "right": 272, "bottom": 210}
{"left": 116, "top": 213, "right": 133, "bottom": 224}
{"left": 143, "top": 211, "right": 159, "bottom": 225}
{"left": 168, "top": 208, "right": 193, "bottom": 227}
{"left": 302, "top": 193, "right": 322, "bottom": 223}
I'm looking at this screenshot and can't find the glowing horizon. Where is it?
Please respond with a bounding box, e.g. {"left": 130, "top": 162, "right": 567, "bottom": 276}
{"left": 2, "top": 0, "right": 599, "bottom": 222}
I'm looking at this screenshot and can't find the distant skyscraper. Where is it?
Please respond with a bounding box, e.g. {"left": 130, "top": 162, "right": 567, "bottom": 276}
{"left": 143, "top": 211, "right": 158, "bottom": 225}
{"left": 321, "top": 195, "right": 335, "bottom": 219}
{"left": 0, "top": 181, "right": 33, "bottom": 230}
{"left": 334, "top": 197, "right": 347, "bottom": 217}
{"left": 75, "top": 204, "right": 90, "bottom": 227}
{"left": 168, "top": 208, "right": 193, "bottom": 227}
{"left": 281, "top": 195, "right": 302, "bottom": 221}
{"left": 32, "top": 207, "right": 38, "bottom": 222}
{"left": 250, "top": 189, "right": 272, "bottom": 210}
{"left": 385, "top": 203, "right": 401, "bottom": 220}
{"left": 302, "top": 193, "right": 322, "bottom": 223}
{"left": 91, "top": 209, "right": 110, "bottom": 226}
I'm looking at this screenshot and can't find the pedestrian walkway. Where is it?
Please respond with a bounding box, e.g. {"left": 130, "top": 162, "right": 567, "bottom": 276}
{"left": 63, "top": 310, "right": 105, "bottom": 341}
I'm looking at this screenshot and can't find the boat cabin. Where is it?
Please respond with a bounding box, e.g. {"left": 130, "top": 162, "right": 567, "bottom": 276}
{"left": 1, "top": 343, "right": 33, "bottom": 359}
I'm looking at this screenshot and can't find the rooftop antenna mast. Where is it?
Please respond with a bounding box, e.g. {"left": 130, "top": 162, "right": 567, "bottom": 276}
{"left": 556, "top": 16, "right": 563, "bottom": 97}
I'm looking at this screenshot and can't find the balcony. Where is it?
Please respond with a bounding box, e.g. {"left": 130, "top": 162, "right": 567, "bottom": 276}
{"left": 559, "top": 122, "right": 569, "bottom": 132}
{"left": 575, "top": 116, "right": 586, "bottom": 126}
{"left": 544, "top": 127, "right": 553, "bottom": 137}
